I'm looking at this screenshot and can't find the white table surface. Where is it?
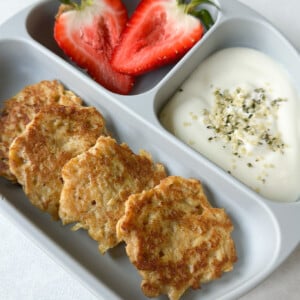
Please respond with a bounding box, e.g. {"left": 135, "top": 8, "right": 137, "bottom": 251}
{"left": 0, "top": 1, "right": 300, "bottom": 299}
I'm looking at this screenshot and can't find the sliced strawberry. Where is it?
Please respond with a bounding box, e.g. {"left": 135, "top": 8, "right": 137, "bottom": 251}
{"left": 111, "top": 0, "right": 215, "bottom": 76}
{"left": 54, "top": 0, "right": 135, "bottom": 94}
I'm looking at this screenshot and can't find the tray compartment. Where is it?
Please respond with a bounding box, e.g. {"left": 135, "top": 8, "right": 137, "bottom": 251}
{"left": 25, "top": 0, "right": 220, "bottom": 95}
{"left": 0, "top": 36, "right": 282, "bottom": 299}
{"left": 152, "top": 14, "right": 300, "bottom": 206}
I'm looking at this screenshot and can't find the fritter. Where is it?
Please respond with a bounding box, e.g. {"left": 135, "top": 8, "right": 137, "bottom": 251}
{"left": 0, "top": 80, "right": 82, "bottom": 181}
{"left": 59, "top": 136, "right": 166, "bottom": 254}
{"left": 9, "top": 104, "right": 107, "bottom": 219}
{"left": 117, "top": 176, "right": 237, "bottom": 300}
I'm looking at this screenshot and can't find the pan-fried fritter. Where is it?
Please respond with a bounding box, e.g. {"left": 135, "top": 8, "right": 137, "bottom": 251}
{"left": 0, "top": 80, "right": 82, "bottom": 181}
{"left": 9, "top": 104, "right": 107, "bottom": 219}
{"left": 59, "top": 136, "right": 166, "bottom": 254}
{"left": 117, "top": 176, "right": 237, "bottom": 300}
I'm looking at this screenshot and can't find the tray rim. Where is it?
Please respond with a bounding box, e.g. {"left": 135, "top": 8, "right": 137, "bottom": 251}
{"left": 0, "top": 0, "right": 299, "bottom": 299}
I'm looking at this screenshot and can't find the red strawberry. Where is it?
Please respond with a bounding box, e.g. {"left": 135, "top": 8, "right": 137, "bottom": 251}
{"left": 54, "top": 0, "right": 135, "bottom": 94}
{"left": 111, "top": 0, "right": 215, "bottom": 76}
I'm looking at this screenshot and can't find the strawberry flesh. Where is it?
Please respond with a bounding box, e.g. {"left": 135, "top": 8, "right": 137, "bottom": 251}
{"left": 54, "top": 0, "right": 135, "bottom": 94}
{"left": 111, "top": 0, "right": 205, "bottom": 76}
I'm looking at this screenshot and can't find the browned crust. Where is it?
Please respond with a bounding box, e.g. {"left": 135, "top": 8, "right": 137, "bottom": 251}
{"left": 117, "top": 176, "right": 237, "bottom": 300}
{"left": 9, "top": 104, "right": 107, "bottom": 219}
{"left": 0, "top": 80, "right": 82, "bottom": 181}
{"left": 59, "top": 136, "right": 167, "bottom": 253}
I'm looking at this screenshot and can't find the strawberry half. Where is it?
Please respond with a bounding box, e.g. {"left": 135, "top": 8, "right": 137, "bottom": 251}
{"left": 111, "top": 0, "right": 216, "bottom": 76}
{"left": 54, "top": 0, "right": 135, "bottom": 94}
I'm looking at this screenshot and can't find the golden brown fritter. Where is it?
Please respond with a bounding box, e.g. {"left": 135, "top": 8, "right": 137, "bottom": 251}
{"left": 59, "top": 136, "right": 166, "bottom": 254}
{"left": 9, "top": 104, "right": 107, "bottom": 219}
{"left": 0, "top": 80, "right": 82, "bottom": 181}
{"left": 117, "top": 176, "right": 237, "bottom": 300}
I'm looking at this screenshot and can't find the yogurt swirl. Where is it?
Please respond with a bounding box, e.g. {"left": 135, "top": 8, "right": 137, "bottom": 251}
{"left": 160, "top": 47, "right": 300, "bottom": 202}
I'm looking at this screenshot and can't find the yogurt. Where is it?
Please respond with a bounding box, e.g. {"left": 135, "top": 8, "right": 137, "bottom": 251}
{"left": 160, "top": 47, "right": 300, "bottom": 202}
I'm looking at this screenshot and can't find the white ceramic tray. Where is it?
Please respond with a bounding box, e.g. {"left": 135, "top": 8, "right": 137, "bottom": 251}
{"left": 0, "top": 0, "right": 299, "bottom": 299}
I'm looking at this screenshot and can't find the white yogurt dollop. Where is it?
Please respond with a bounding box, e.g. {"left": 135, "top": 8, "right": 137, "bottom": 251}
{"left": 160, "top": 47, "right": 300, "bottom": 202}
